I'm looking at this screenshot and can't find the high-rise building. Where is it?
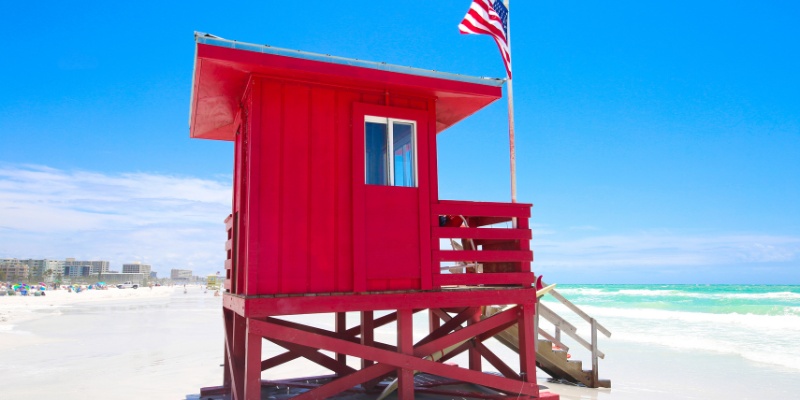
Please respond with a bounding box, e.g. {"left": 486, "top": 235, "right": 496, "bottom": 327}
{"left": 0, "top": 259, "right": 30, "bottom": 280}
{"left": 123, "top": 262, "right": 152, "bottom": 275}
{"left": 1, "top": 258, "right": 63, "bottom": 281}
{"left": 170, "top": 269, "right": 193, "bottom": 280}
{"left": 64, "top": 258, "right": 110, "bottom": 274}
{"left": 63, "top": 265, "right": 91, "bottom": 277}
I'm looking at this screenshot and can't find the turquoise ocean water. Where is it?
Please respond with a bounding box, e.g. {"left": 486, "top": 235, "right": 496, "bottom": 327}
{"left": 540, "top": 284, "right": 800, "bottom": 371}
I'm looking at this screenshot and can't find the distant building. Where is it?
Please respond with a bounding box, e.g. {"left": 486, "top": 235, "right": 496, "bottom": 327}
{"left": 0, "top": 260, "right": 29, "bottom": 280}
{"left": 123, "top": 262, "right": 152, "bottom": 275}
{"left": 1, "top": 258, "right": 63, "bottom": 281}
{"left": 171, "top": 269, "right": 192, "bottom": 281}
{"left": 64, "top": 265, "right": 91, "bottom": 277}
{"left": 64, "top": 258, "right": 110, "bottom": 275}
{"left": 149, "top": 271, "right": 158, "bottom": 279}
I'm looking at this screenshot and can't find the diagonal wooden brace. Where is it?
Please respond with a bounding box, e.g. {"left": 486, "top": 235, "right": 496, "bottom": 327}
{"left": 248, "top": 308, "right": 537, "bottom": 397}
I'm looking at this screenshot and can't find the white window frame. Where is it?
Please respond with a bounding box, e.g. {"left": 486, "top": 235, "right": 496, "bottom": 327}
{"left": 365, "top": 116, "right": 418, "bottom": 187}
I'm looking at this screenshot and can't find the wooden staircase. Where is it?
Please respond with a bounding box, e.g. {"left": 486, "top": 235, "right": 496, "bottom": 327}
{"left": 485, "top": 284, "right": 611, "bottom": 388}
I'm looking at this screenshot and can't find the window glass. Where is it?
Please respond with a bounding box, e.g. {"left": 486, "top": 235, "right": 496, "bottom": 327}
{"left": 365, "top": 121, "right": 388, "bottom": 185}
{"left": 393, "top": 122, "right": 415, "bottom": 187}
{"left": 365, "top": 117, "right": 416, "bottom": 187}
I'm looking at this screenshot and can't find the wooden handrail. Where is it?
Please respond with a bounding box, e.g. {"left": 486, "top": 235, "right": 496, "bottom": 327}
{"left": 538, "top": 329, "right": 570, "bottom": 352}
{"left": 536, "top": 282, "right": 612, "bottom": 387}
{"left": 433, "top": 200, "right": 532, "bottom": 218}
{"left": 539, "top": 303, "right": 605, "bottom": 359}
{"left": 546, "top": 286, "right": 611, "bottom": 338}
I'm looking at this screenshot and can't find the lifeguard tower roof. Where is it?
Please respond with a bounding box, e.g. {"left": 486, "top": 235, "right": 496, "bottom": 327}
{"left": 189, "top": 32, "right": 504, "bottom": 140}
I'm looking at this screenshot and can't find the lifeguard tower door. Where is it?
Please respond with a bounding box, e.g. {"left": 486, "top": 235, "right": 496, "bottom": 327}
{"left": 353, "top": 103, "right": 432, "bottom": 292}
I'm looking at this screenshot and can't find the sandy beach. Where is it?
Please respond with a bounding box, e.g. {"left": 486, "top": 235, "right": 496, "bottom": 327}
{"left": 2, "top": 286, "right": 800, "bottom": 399}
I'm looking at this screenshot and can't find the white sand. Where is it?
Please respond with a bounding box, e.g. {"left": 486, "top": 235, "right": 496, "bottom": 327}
{"left": 0, "top": 286, "right": 173, "bottom": 333}
{"left": 3, "top": 288, "right": 800, "bottom": 399}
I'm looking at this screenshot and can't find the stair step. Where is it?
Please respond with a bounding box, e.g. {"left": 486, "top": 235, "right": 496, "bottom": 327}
{"left": 537, "top": 340, "right": 553, "bottom": 349}
{"left": 552, "top": 349, "right": 570, "bottom": 362}
{"left": 564, "top": 360, "right": 582, "bottom": 372}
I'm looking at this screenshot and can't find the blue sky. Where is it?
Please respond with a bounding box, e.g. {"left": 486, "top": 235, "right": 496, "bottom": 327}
{"left": 1, "top": 1, "right": 798, "bottom": 283}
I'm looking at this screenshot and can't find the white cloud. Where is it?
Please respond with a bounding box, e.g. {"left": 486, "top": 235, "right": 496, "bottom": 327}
{"left": 0, "top": 164, "right": 232, "bottom": 276}
{"left": 2, "top": 164, "right": 797, "bottom": 280}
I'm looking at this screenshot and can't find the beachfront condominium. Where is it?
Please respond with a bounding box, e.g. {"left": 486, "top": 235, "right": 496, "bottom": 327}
{"left": 123, "top": 262, "right": 152, "bottom": 275}
{"left": 1, "top": 258, "right": 64, "bottom": 281}
{"left": 64, "top": 258, "right": 110, "bottom": 275}
{"left": 0, "top": 260, "right": 30, "bottom": 281}
{"left": 170, "top": 269, "right": 192, "bottom": 280}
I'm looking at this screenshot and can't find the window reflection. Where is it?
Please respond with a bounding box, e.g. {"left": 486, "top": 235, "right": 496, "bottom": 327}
{"left": 364, "top": 117, "right": 416, "bottom": 187}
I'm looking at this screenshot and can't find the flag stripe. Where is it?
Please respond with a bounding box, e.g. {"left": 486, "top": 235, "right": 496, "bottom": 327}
{"left": 458, "top": 0, "right": 511, "bottom": 78}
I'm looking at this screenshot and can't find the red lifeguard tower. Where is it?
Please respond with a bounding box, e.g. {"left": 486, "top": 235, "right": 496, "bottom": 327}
{"left": 190, "top": 32, "right": 561, "bottom": 399}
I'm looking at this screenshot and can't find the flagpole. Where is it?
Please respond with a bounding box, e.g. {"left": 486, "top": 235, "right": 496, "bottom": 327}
{"left": 504, "top": 0, "right": 517, "bottom": 205}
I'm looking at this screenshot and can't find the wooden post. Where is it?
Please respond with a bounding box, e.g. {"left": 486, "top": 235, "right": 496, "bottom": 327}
{"left": 361, "top": 311, "right": 378, "bottom": 390}
{"left": 468, "top": 309, "right": 482, "bottom": 372}
{"left": 245, "top": 320, "right": 262, "bottom": 399}
{"left": 231, "top": 312, "right": 247, "bottom": 400}
{"left": 591, "top": 318, "right": 599, "bottom": 388}
{"left": 397, "top": 309, "right": 415, "bottom": 400}
{"left": 335, "top": 312, "right": 347, "bottom": 365}
{"left": 518, "top": 304, "right": 539, "bottom": 397}
{"left": 534, "top": 298, "right": 540, "bottom": 353}
{"left": 429, "top": 309, "right": 441, "bottom": 333}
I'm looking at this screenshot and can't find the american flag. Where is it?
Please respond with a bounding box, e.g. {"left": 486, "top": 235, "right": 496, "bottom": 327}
{"left": 458, "top": 0, "right": 511, "bottom": 78}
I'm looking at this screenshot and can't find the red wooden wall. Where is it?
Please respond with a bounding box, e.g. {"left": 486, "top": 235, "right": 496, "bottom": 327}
{"left": 233, "top": 76, "right": 437, "bottom": 296}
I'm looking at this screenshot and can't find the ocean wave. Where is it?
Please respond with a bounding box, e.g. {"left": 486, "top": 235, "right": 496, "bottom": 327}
{"left": 556, "top": 287, "right": 800, "bottom": 301}
{"left": 545, "top": 303, "right": 800, "bottom": 331}
{"left": 554, "top": 288, "right": 609, "bottom": 296}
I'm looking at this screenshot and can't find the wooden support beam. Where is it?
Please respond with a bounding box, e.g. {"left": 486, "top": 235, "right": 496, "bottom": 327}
{"left": 222, "top": 310, "right": 232, "bottom": 389}
{"left": 518, "top": 304, "right": 539, "bottom": 396}
{"left": 435, "top": 250, "right": 532, "bottom": 262}
{"left": 360, "top": 311, "right": 380, "bottom": 391}
{"left": 429, "top": 309, "right": 440, "bottom": 333}
{"left": 229, "top": 312, "right": 248, "bottom": 400}
{"left": 418, "top": 307, "right": 479, "bottom": 348}
{"left": 245, "top": 320, "right": 262, "bottom": 399}
{"left": 291, "top": 363, "right": 395, "bottom": 400}
{"left": 475, "top": 341, "right": 520, "bottom": 380}
{"left": 336, "top": 312, "right": 347, "bottom": 364}
{"left": 469, "top": 311, "right": 482, "bottom": 372}
{"left": 261, "top": 350, "right": 301, "bottom": 371}
{"left": 248, "top": 316, "right": 538, "bottom": 397}
{"left": 224, "top": 288, "right": 538, "bottom": 317}
{"left": 433, "top": 308, "right": 521, "bottom": 380}
{"left": 345, "top": 310, "right": 398, "bottom": 337}
{"left": 397, "top": 309, "right": 414, "bottom": 400}
{"left": 433, "top": 227, "right": 531, "bottom": 240}
{"left": 269, "top": 338, "right": 356, "bottom": 376}
{"left": 435, "top": 273, "right": 534, "bottom": 286}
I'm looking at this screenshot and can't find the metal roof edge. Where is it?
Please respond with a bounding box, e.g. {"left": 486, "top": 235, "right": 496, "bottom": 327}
{"left": 189, "top": 35, "right": 200, "bottom": 130}
{"left": 193, "top": 32, "right": 506, "bottom": 88}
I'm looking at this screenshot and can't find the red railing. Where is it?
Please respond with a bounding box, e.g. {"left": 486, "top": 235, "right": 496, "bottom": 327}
{"left": 224, "top": 214, "right": 235, "bottom": 293}
{"left": 432, "top": 200, "right": 534, "bottom": 288}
